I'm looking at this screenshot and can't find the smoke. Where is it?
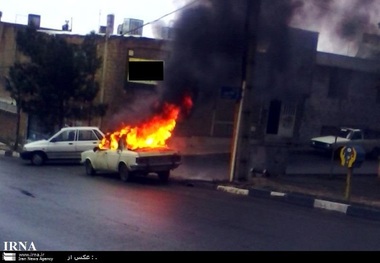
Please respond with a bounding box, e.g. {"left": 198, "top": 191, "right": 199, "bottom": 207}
{"left": 290, "top": 0, "right": 380, "bottom": 55}
{"left": 158, "top": 0, "right": 380, "bottom": 109}
{"left": 160, "top": 0, "right": 306, "bottom": 107}
{"left": 103, "top": 90, "right": 161, "bottom": 131}
{"left": 106, "top": 0, "right": 380, "bottom": 130}
{"left": 160, "top": 0, "right": 248, "bottom": 107}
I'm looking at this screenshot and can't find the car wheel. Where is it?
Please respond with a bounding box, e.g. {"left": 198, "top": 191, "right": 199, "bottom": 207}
{"left": 158, "top": 171, "right": 170, "bottom": 183}
{"left": 119, "top": 163, "right": 131, "bottom": 182}
{"left": 31, "top": 152, "right": 45, "bottom": 166}
{"left": 85, "top": 160, "right": 96, "bottom": 176}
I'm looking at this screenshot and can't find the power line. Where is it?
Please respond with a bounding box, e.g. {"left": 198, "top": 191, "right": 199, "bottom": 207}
{"left": 122, "top": 0, "right": 201, "bottom": 36}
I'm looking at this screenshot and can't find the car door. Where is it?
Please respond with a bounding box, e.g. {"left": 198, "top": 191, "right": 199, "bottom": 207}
{"left": 105, "top": 149, "right": 123, "bottom": 172}
{"left": 91, "top": 150, "right": 110, "bottom": 171}
{"left": 46, "top": 129, "right": 77, "bottom": 159}
{"left": 75, "top": 129, "right": 102, "bottom": 159}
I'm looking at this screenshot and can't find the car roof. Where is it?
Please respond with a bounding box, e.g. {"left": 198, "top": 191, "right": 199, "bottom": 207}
{"left": 341, "top": 127, "right": 361, "bottom": 132}
{"left": 60, "top": 126, "right": 102, "bottom": 131}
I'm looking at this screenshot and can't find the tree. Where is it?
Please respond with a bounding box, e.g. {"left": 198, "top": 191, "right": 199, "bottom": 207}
{"left": 69, "top": 31, "right": 108, "bottom": 125}
{"left": 4, "top": 63, "right": 37, "bottom": 150}
{"left": 7, "top": 26, "right": 107, "bottom": 139}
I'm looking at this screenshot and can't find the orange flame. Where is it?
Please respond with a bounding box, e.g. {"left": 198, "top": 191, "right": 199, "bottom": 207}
{"left": 99, "top": 96, "right": 192, "bottom": 151}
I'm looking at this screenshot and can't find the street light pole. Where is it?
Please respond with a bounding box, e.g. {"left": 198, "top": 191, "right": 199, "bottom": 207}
{"left": 98, "top": 35, "right": 108, "bottom": 129}
{"left": 229, "top": 0, "right": 262, "bottom": 182}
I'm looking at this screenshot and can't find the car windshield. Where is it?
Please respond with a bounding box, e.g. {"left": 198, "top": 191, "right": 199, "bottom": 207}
{"left": 338, "top": 129, "right": 352, "bottom": 139}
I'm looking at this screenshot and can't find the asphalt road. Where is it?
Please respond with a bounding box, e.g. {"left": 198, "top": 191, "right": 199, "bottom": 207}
{"left": 1, "top": 156, "right": 380, "bottom": 251}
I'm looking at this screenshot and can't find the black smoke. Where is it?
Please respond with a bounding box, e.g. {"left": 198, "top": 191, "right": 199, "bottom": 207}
{"left": 157, "top": 0, "right": 380, "bottom": 115}
{"left": 160, "top": 0, "right": 304, "bottom": 109}
{"left": 291, "top": 0, "right": 380, "bottom": 56}
{"left": 160, "top": 0, "right": 247, "bottom": 107}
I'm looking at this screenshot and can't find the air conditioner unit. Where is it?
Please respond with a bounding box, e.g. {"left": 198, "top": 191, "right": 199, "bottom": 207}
{"left": 120, "top": 18, "right": 143, "bottom": 36}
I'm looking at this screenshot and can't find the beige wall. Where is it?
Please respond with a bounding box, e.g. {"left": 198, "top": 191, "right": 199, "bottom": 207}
{"left": 0, "top": 22, "right": 28, "bottom": 144}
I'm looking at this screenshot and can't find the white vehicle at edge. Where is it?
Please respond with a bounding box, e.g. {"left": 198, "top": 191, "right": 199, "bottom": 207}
{"left": 20, "top": 126, "right": 104, "bottom": 165}
{"left": 310, "top": 127, "right": 380, "bottom": 158}
{"left": 80, "top": 144, "right": 182, "bottom": 183}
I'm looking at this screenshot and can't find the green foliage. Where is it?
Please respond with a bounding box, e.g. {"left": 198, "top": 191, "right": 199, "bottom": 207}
{"left": 7, "top": 27, "right": 107, "bottom": 134}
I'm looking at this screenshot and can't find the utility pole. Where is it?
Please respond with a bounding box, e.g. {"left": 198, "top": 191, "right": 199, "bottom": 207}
{"left": 99, "top": 34, "right": 108, "bottom": 129}
{"left": 99, "top": 15, "right": 114, "bottom": 129}
{"left": 229, "top": 0, "right": 262, "bottom": 182}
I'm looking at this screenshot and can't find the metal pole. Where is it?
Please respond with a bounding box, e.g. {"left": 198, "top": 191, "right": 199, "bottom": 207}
{"left": 229, "top": 0, "right": 261, "bottom": 182}
{"left": 344, "top": 167, "right": 353, "bottom": 201}
{"left": 329, "top": 135, "right": 338, "bottom": 178}
{"left": 229, "top": 81, "right": 246, "bottom": 182}
{"left": 99, "top": 35, "right": 109, "bottom": 128}
{"left": 229, "top": 0, "right": 251, "bottom": 183}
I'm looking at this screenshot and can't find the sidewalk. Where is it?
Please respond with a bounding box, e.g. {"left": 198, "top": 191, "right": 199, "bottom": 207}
{"left": 217, "top": 173, "right": 380, "bottom": 222}
{"left": 0, "top": 142, "right": 19, "bottom": 157}
{"left": 171, "top": 141, "right": 380, "bottom": 222}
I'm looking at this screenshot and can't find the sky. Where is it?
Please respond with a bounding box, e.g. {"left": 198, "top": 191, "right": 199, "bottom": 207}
{"left": 0, "top": 0, "right": 189, "bottom": 37}
{"left": 1, "top": 0, "right": 380, "bottom": 55}
{"left": 289, "top": 0, "right": 380, "bottom": 56}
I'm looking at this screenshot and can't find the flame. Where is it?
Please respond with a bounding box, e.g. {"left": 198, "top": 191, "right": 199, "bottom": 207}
{"left": 99, "top": 96, "right": 192, "bottom": 151}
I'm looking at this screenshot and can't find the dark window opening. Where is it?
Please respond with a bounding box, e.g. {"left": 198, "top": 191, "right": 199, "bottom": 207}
{"left": 128, "top": 61, "right": 164, "bottom": 81}
{"left": 266, "top": 100, "right": 282, "bottom": 135}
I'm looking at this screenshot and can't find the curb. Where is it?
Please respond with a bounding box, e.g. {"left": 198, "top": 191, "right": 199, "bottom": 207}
{"left": 217, "top": 185, "right": 380, "bottom": 222}
{"left": 0, "top": 149, "right": 20, "bottom": 158}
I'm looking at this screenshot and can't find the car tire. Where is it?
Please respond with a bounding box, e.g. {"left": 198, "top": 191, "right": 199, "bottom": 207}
{"left": 85, "top": 160, "right": 96, "bottom": 176}
{"left": 119, "top": 163, "right": 131, "bottom": 182}
{"left": 31, "top": 152, "right": 45, "bottom": 166}
{"left": 158, "top": 171, "right": 170, "bottom": 183}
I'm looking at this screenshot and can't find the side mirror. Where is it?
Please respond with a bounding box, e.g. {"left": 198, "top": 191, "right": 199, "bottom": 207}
{"left": 50, "top": 138, "right": 57, "bottom": 143}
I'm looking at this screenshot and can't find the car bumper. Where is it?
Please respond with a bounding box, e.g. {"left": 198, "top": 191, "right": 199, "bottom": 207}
{"left": 20, "top": 151, "right": 33, "bottom": 160}
{"left": 130, "top": 163, "right": 181, "bottom": 172}
{"left": 310, "top": 141, "right": 333, "bottom": 151}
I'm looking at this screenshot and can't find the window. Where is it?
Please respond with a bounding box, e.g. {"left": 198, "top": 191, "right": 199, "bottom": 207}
{"left": 328, "top": 67, "right": 350, "bottom": 99}
{"left": 78, "top": 130, "right": 98, "bottom": 141}
{"left": 266, "top": 100, "right": 282, "bottom": 135}
{"left": 350, "top": 131, "right": 362, "bottom": 140}
{"left": 53, "top": 130, "right": 75, "bottom": 142}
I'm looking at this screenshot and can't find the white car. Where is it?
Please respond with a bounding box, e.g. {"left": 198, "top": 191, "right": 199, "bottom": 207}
{"left": 20, "top": 126, "right": 104, "bottom": 165}
{"left": 81, "top": 146, "right": 182, "bottom": 183}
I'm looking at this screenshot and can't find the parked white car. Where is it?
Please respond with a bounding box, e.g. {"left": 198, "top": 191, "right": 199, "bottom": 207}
{"left": 20, "top": 126, "right": 104, "bottom": 165}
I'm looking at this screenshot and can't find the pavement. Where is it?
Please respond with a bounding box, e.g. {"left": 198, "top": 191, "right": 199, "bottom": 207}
{"left": 3, "top": 139, "right": 380, "bottom": 222}
{"left": 0, "top": 142, "right": 19, "bottom": 157}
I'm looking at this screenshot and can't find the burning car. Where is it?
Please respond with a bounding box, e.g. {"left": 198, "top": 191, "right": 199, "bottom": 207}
{"left": 81, "top": 96, "right": 192, "bottom": 183}
{"left": 81, "top": 145, "right": 181, "bottom": 183}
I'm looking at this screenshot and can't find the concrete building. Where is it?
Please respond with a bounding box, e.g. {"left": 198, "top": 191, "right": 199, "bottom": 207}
{"left": 235, "top": 27, "right": 380, "bottom": 180}
{"left": 0, "top": 19, "right": 170, "bottom": 146}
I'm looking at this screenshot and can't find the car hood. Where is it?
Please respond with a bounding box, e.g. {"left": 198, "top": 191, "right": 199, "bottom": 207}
{"left": 311, "top": 135, "right": 350, "bottom": 144}
{"left": 24, "top": 139, "right": 49, "bottom": 148}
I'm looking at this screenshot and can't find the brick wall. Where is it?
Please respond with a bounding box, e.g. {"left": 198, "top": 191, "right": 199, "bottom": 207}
{"left": 0, "top": 110, "right": 16, "bottom": 142}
